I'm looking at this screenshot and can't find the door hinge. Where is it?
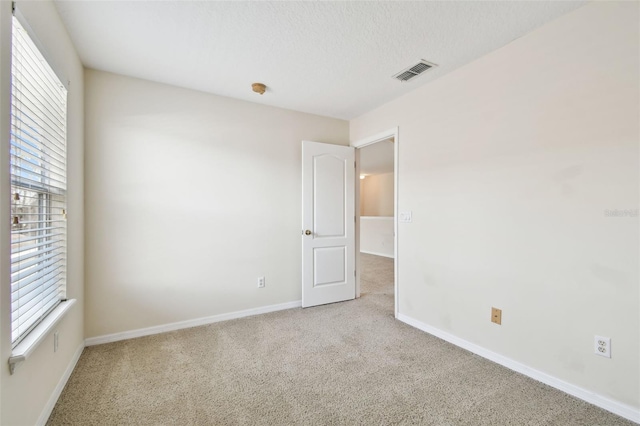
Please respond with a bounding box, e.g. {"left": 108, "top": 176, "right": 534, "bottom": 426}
{"left": 354, "top": 270, "right": 356, "bottom": 277}
{"left": 354, "top": 161, "right": 356, "bottom": 168}
{"left": 12, "top": 1, "right": 15, "bottom": 14}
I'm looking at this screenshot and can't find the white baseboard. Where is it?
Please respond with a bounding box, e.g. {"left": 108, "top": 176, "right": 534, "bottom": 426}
{"left": 360, "top": 250, "right": 394, "bottom": 259}
{"left": 37, "top": 342, "right": 85, "bottom": 426}
{"left": 85, "top": 300, "right": 302, "bottom": 346}
{"left": 397, "top": 313, "right": 640, "bottom": 424}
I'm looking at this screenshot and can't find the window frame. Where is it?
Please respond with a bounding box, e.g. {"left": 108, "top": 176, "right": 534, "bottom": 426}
{"left": 9, "top": 13, "right": 69, "bottom": 349}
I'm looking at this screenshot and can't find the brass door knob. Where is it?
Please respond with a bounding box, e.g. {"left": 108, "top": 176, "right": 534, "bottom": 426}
{"left": 305, "top": 230, "right": 312, "bottom": 235}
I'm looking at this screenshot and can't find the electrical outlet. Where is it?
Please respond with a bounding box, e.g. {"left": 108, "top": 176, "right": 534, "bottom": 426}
{"left": 491, "top": 307, "right": 502, "bottom": 325}
{"left": 594, "top": 335, "right": 611, "bottom": 358}
{"left": 54, "top": 331, "right": 59, "bottom": 352}
{"left": 258, "top": 276, "right": 265, "bottom": 288}
{"left": 399, "top": 211, "right": 412, "bottom": 223}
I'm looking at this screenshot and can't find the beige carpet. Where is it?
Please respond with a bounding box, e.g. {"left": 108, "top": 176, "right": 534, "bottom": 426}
{"left": 48, "top": 254, "right": 633, "bottom": 425}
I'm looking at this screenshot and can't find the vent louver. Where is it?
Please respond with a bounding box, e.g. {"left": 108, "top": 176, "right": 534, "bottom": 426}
{"left": 393, "top": 60, "right": 437, "bottom": 82}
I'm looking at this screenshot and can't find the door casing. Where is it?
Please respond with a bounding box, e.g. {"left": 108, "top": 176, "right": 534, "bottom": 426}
{"left": 352, "top": 127, "right": 399, "bottom": 318}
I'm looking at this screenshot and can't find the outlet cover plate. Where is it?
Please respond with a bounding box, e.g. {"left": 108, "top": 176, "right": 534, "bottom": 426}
{"left": 491, "top": 307, "right": 502, "bottom": 325}
{"left": 399, "top": 211, "right": 412, "bottom": 223}
{"left": 594, "top": 335, "right": 611, "bottom": 358}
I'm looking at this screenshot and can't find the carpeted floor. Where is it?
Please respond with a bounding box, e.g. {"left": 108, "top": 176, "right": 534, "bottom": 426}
{"left": 48, "top": 254, "right": 633, "bottom": 425}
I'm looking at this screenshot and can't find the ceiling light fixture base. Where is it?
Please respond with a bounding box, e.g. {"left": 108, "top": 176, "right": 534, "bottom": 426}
{"left": 252, "top": 83, "right": 267, "bottom": 95}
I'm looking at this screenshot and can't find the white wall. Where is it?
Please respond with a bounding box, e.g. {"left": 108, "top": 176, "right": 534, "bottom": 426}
{"left": 351, "top": 1, "right": 639, "bottom": 413}
{"left": 360, "top": 172, "right": 394, "bottom": 216}
{"left": 360, "top": 217, "right": 394, "bottom": 258}
{"left": 0, "top": 1, "right": 84, "bottom": 424}
{"left": 84, "top": 70, "right": 349, "bottom": 338}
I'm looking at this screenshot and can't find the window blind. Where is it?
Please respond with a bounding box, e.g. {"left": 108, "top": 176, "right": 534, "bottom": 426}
{"left": 10, "top": 16, "right": 68, "bottom": 347}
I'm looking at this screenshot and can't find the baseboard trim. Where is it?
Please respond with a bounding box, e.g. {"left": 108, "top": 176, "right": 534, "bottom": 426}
{"left": 37, "top": 342, "right": 85, "bottom": 426}
{"left": 360, "top": 250, "right": 394, "bottom": 259}
{"left": 85, "top": 300, "right": 303, "bottom": 346}
{"left": 397, "top": 313, "right": 640, "bottom": 424}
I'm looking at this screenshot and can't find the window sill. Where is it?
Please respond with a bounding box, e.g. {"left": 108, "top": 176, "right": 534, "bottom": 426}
{"left": 9, "top": 299, "right": 77, "bottom": 374}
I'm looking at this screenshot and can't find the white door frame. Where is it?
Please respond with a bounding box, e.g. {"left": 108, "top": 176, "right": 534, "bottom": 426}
{"left": 351, "top": 127, "right": 399, "bottom": 318}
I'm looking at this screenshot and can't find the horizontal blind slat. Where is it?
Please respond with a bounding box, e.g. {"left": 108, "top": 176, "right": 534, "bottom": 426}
{"left": 12, "top": 298, "right": 60, "bottom": 342}
{"left": 12, "top": 278, "right": 62, "bottom": 315}
{"left": 11, "top": 244, "right": 64, "bottom": 265}
{"left": 10, "top": 81, "right": 66, "bottom": 133}
{"left": 11, "top": 250, "right": 65, "bottom": 275}
{"left": 12, "top": 35, "right": 66, "bottom": 103}
{"left": 12, "top": 270, "right": 63, "bottom": 303}
{"left": 9, "top": 149, "right": 66, "bottom": 176}
{"left": 10, "top": 95, "right": 66, "bottom": 145}
{"left": 12, "top": 36, "right": 66, "bottom": 106}
{"left": 10, "top": 131, "right": 66, "bottom": 165}
{"left": 10, "top": 231, "right": 65, "bottom": 245}
{"left": 11, "top": 46, "right": 67, "bottom": 121}
{"left": 11, "top": 107, "right": 66, "bottom": 153}
{"left": 12, "top": 281, "right": 60, "bottom": 316}
{"left": 13, "top": 292, "right": 59, "bottom": 329}
{"left": 11, "top": 225, "right": 66, "bottom": 236}
{"left": 9, "top": 220, "right": 66, "bottom": 227}
{"left": 10, "top": 238, "right": 66, "bottom": 255}
{"left": 11, "top": 263, "right": 64, "bottom": 293}
{"left": 11, "top": 160, "right": 66, "bottom": 182}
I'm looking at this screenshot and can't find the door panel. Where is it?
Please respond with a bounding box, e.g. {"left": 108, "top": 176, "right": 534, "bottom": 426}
{"left": 314, "top": 155, "right": 346, "bottom": 237}
{"left": 302, "top": 141, "right": 355, "bottom": 308}
{"left": 314, "top": 246, "right": 346, "bottom": 286}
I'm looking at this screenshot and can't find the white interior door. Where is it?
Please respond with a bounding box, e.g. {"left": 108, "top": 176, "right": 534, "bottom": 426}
{"left": 302, "top": 141, "right": 355, "bottom": 308}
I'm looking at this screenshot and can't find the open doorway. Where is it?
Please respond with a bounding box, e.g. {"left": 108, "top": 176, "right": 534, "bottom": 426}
{"left": 353, "top": 128, "right": 398, "bottom": 317}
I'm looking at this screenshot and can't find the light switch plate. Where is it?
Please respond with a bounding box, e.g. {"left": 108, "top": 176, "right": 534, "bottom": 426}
{"left": 399, "top": 211, "right": 412, "bottom": 223}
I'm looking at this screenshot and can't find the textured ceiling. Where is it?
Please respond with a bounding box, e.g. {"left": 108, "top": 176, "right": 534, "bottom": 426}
{"left": 54, "top": 1, "right": 586, "bottom": 120}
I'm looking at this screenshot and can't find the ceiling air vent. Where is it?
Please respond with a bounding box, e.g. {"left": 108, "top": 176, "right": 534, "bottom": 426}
{"left": 393, "top": 60, "right": 437, "bottom": 82}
